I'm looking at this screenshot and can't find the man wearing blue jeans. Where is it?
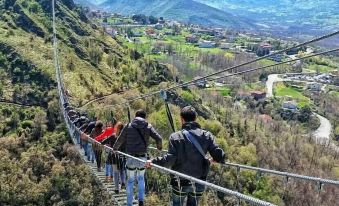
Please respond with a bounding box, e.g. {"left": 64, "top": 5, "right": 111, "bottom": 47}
{"left": 114, "top": 110, "right": 163, "bottom": 206}
{"left": 146, "top": 106, "right": 226, "bottom": 206}
{"left": 125, "top": 157, "right": 147, "bottom": 204}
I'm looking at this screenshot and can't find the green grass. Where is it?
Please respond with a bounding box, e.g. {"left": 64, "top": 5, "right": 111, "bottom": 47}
{"left": 180, "top": 90, "right": 194, "bottom": 102}
{"left": 329, "top": 91, "right": 339, "bottom": 97}
{"left": 307, "top": 64, "right": 337, "bottom": 73}
{"left": 258, "top": 59, "right": 276, "bottom": 66}
{"left": 274, "top": 82, "right": 310, "bottom": 107}
{"left": 206, "top": 86, "right": 231, "bottom": 96}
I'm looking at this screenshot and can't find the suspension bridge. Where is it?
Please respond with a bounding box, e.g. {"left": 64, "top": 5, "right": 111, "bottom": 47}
{"left": 52, "top": 0, "right": 339, "bottom": 205}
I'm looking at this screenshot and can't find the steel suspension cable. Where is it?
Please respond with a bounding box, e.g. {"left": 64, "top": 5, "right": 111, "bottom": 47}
{"left": 86, "top": 47, "right": 339, "bottom": 110}
{"left": 78, "top": 30, "right": 339, "bottom": 109}
{"left": 56, "top": 5, "right": 267, "bottom": 205}
{"left": 81, "top": 128, "right": 276, "bottom": 206}
{"left": 160, "top": 90, "right": 176, "bottom": 132}
{"left": 148, "top": 147, "right": 339, "bottom": 187}
{"left": 52, "top": 0, "right": 337, "bottom": 204}
{"left": 192, "top": 48, "right": 339, "bottom": 85}
{"left": 166, "top": 30, "right": 339, "bottom": 90}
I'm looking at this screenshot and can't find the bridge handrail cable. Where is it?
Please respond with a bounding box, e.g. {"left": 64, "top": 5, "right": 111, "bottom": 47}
{"left": 148, "top": 146, "right": 339, "bottom": 186}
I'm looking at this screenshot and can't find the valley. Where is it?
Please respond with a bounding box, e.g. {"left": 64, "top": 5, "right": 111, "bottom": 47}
{"left": 77, "top": 0, "right": 339, "bottom": 39}
{"left": 0, "top": 0, "right": 339, "bottom": 206}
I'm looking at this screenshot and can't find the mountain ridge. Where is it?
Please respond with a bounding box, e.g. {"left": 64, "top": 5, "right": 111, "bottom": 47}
{"left": 77, "top": 0, "right": 339, "bottom": 36}
{"left": 81, "top": 0, "right": 255, "bottom": 29}
{"left": 196, "top": 0, "right": 339, "bottom": 35}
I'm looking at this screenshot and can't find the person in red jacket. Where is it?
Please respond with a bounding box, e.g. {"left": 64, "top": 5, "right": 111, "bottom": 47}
{"left": 95, "top": 125, "right": 115, "bottom": 142}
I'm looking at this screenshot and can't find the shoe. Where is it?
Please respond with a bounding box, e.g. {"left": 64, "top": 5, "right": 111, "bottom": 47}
{"left": 105, "top": 177, "right": 109, "bottom": 183}
{"left": 121, "top": 183, "right": 126, "bottom": 190}
{"left": 138, "top": 201, "right": 144, "bottom": 206}
{"left": 97, "top": 168, "right": 101, "bottom": 172}
{"left": 114, "top": 190, "right": 119, "bottom": 194}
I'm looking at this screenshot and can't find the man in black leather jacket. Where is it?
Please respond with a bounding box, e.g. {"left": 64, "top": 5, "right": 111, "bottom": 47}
{"left": 146, "top": 106, "right": 226, "bottom": 206}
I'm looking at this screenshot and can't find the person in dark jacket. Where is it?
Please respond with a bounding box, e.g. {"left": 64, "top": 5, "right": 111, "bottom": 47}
{"left": 91, "top": 121, "right": 104, "bottom": 172}
{"left": 146, "top": 106, "right": 226, "bottom": 206}
{"left": 83, "top": 118, "right": 97, "bottom": 162}
{"left": 106, "top": 122, "right": 126, "bottom": 194}
{"left": 102, "top": 133, "right": 115, "bottom": 183}
{"left": 113, "top": 110, "right": 163, "bottom": 206}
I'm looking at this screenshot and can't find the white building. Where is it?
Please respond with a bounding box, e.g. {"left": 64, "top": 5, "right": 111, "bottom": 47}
{"left": 219, "top": 43, "right": 232, "bottom": 50}
{"left": 199, "top": 40, "right": 216, "bottom": 48}
{"left": 306, "top": 82, "right": 322, "bottom": 91}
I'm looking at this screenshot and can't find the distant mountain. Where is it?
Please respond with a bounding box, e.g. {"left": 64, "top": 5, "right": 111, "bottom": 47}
{"left": 75, "top": 0, "right": 338, "bottom": 37}
{"left": 96, "top": 0, "right": 255, "bottom": 29}
{"left": 196, "top": 0, "right": 339, "bottom": 35}
{"left": 74, "top": 0, "right": 97, "bottom": 7}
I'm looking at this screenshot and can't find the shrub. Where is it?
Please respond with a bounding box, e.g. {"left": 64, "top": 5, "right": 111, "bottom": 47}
{"left": 181, "top": 90, "right": 194, "bottom": 102}
{"left": 21, "top": 120, "right": 34, "bottom": 129}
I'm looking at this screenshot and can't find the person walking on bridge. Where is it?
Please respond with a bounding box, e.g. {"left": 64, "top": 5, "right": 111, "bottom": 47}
{"left": 146, "top": 106, "right": 226, "bottom": 206}
{"left": 113, "top": 109, "right": 163, "bottom": 206}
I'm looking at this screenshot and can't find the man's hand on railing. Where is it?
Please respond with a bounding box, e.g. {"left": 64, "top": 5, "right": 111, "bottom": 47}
{"left": 145, "top": 160, "right": 152, "bottom": 169}
{"left": 209, "top": 158, "right": 217, "bottom": 164}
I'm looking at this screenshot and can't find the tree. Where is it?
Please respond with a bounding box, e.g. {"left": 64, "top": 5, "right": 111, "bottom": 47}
{"left": 88, "top": 45, "right": 103, "bottom": 66}
{"left": 0, "top": 84, "right": 3, "bottom": 97}
{"left": 31, "top": 110, "right": 47, "bottom": 140}
{"left": 149, "top": 16, "right": 158, "bottom": 24}
{"left": 259, "top": 72, "right": 268, "bottom": 81}
{"left": 67, "top": 57, "right": 75, "bottom": 71}
{"left": 132, "top": 14, "right": 147, "bottom": 24}
{"left": 172, "top": 24, "right": 181, "bottom": 35}
{"left": 297, "top": 106, "right": 312, "bottom": 123}
{"left": 107, "top": 53, "right": 118, "bottom": 69}
{"left": 166, "top": 43, "right": 174, "bottom": 55}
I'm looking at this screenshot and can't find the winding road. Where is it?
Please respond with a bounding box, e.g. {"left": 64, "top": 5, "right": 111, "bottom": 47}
{"left": 313, "top": 113, "right": 332, "bottom": 144}
{"left": 266, "top": 74, "right": 334, "bottom": 144}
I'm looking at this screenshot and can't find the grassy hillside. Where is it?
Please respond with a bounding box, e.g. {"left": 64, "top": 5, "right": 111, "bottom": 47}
{"left": 0, "top": 0, "right": 164, "bottom": 204}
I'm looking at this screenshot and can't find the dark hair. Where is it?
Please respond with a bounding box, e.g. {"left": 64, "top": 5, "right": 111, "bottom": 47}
{"left": 95, "top": 121, "right": 104, "bottom": 129}
{"left": 180, "top": 106, "right": 197, "bottom": 122}
{"left": 135, "top": 109, "right": 146, "bottom": 119}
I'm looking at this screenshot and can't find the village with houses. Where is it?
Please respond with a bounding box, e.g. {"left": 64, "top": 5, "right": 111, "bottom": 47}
{"left": 84, "top": 9, "right": 339, "bottom": 141}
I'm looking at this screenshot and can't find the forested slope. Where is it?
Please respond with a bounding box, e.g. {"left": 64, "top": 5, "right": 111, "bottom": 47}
{"left": 0, "top": 0, "right": 168, "bottom": 204}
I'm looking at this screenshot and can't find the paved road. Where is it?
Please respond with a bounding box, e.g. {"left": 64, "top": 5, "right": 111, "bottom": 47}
{"left": 266, "top": 74, "right": 283, "bottom": 97}
{"left": 266, "top": 74, "right": 334, "bottom": 144}
{"left": 313, "top": 113, "right": 332, "bottom": 143}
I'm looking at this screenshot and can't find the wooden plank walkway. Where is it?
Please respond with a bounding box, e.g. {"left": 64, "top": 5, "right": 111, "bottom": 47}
{"left": 73, "top": 143, "right": 138, "bottom": 206}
